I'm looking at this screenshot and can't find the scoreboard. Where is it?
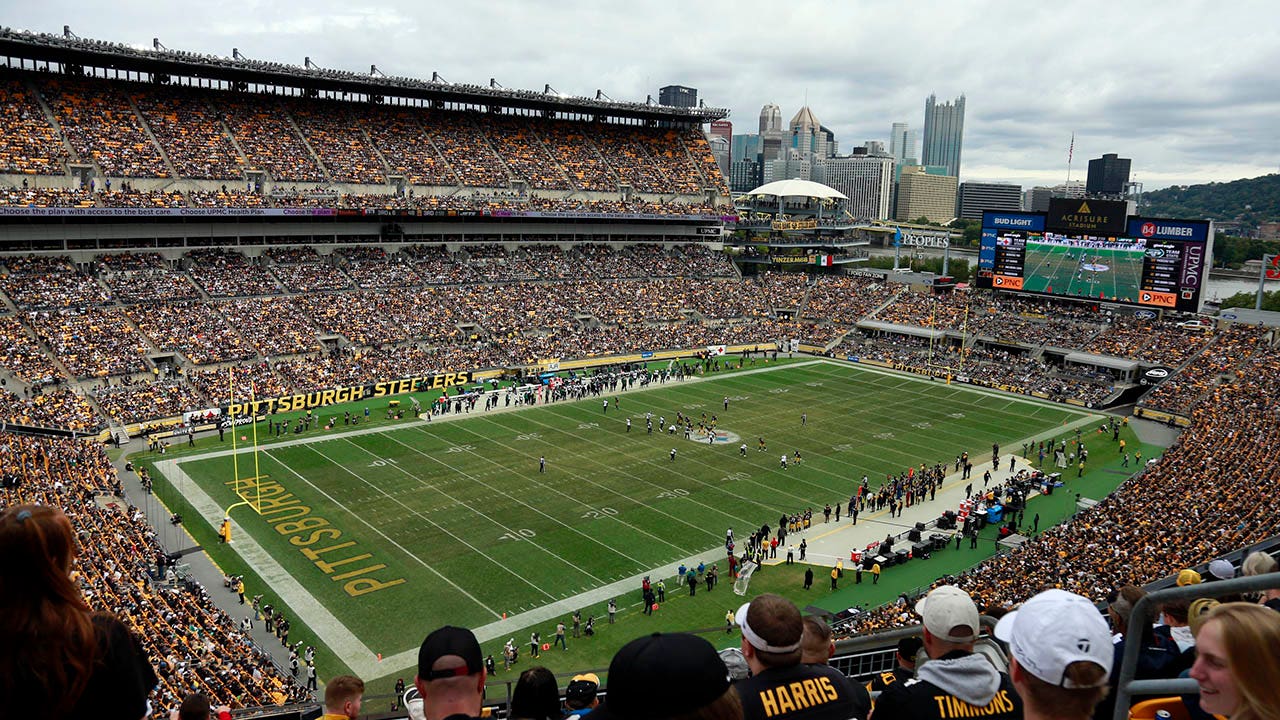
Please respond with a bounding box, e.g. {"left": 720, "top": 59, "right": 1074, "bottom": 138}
{"left": 978, "top": 210, "right": 1212, "bottom": 313}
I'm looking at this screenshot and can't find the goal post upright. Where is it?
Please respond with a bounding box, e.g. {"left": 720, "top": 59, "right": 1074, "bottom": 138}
{"left": 222, "top": 366, "right": 265, "bottom": 541}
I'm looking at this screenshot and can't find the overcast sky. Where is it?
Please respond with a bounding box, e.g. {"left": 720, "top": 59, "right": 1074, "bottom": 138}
{"left": 8, "top": 1, "right": 1278, "bottom": 190}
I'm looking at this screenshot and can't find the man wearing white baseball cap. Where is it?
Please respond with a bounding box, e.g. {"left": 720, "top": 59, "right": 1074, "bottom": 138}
{"left": 873, "top": 585, "right": 1021, "bottom": 720}
{"left": 994, "top": 589, "right": 1113, "bottom": 720}
{"left": 734, "top": 593, "right": 864, "bottom": 720}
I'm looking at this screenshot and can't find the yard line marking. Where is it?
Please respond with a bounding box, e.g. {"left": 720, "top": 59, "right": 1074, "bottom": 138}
{"left": 154, "top": 458, "right": 385, "bottom": 678}
{"left": 306, "top": 441, "right": 558, "bottom": 600}
{"left": 333, "top": 437, "right": 592, "bottom": 585}
{"left": 374, "top": 433, "right": 645, "bottom": 573}
{"left": 266, "top": 447, "right": 510, "bottom": 613}
{"left": 403, "top": 424, "right": 697, "bottom": 553}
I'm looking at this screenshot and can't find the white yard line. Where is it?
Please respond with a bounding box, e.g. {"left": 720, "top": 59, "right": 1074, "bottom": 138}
{"left": 156, "top": 357, "right": 1102, "bottom": 675}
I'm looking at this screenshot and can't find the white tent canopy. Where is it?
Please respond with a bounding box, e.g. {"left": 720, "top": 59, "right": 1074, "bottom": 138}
{"left": 741, "top": 179, "right": 848, "bottom": 200}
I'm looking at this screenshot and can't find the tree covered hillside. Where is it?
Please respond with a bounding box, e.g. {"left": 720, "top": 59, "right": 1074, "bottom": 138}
{"left": 1141, "top": 174, "right": 1280, "bottom": 227}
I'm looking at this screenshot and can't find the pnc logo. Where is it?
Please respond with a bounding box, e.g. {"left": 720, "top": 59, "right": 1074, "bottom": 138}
{"left": 1141, "top": 222, "right": 1156, "bottom": 237}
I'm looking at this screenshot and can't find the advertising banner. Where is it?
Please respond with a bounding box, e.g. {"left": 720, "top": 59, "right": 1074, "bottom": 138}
{"left": 220, "top": 371, "right": 474, "bottom": 418}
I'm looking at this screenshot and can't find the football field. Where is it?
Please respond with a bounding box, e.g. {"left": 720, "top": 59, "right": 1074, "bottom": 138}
{"left": 146, "top": 359, "right": 1098, "bottom": 679}
{"left": 1022, "top": 240, "right": 1146, "bottom": 302}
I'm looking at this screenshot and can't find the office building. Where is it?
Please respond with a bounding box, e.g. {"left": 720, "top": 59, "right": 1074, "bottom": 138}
{"left": 958, "top": 182, "right": 1022, "bottom": 220}
{"left": 823, "top": 152, "right": 895, "bottom": 220}
{"left": 921, "top": 94, "right": 966, "bottom": 178}
{"left": 1086, "top": 153, "right": 1132, "bottom": 197}
{"left": 659, "top": 85, "right": 697, "bottom": 108}
{"left": 1024, "top": 186, "right": 1054, "bottom": 212}
{"left": 889, "top": 122, "right": 919, "bottom": 166}
{"left": 895, "top": 165, "right": 958, "bottom": 223}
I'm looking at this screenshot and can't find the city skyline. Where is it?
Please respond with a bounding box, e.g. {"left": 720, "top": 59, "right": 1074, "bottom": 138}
{"left": 5, "top": 0, "right": 1277, "bottom": 190}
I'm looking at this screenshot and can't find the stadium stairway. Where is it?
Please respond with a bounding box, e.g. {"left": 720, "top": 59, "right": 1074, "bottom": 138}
{"left": 357, "top": 125, "right": 395, "bottom": 183}
{"left": 126, "top": 93, "right": 182, "bottom": 181}
{"left": 283, "top": 110, "right": 335, "bottom": 184}
{"left": 26, "top": 77, "right": 81, "bottom": 168}
{"left": 214, "top": 109, "right": 253, "bottom": 177}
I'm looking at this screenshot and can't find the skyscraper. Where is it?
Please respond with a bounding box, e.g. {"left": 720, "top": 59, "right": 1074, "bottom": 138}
{"left": 759, "top": 104, "right": 782, "bottom": 134}
{"left": 889, "top": 122, "right": 919, "bottom": 166}
{"left": 1086, "top": 153, "right": 1132, "bottom": 198}
{"left": 921, "top": 94, "right": 965, "bottom": 178}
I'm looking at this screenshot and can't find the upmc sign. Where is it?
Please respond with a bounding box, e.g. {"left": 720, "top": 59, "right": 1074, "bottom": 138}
{"left": 1046, "top": 198, "right": 1128, "bottom": 234}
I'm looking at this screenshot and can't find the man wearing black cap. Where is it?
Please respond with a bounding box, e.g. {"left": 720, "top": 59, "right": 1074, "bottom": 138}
{"left": 865, "top": 635, "right": 922, "bottom": 698}
{"left": 414, "top": 625, "right": 487, "bottom": 720}
{"left": 591, "top": 632, "right": 738, "bottom": 720}
{"left": 734, "top": 594, "right": 864, "bottom": 719}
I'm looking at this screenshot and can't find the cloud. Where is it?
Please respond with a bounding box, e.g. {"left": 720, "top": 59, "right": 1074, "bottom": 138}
{"left": 10, "top": 0, "right": 1279, "bottom": 189}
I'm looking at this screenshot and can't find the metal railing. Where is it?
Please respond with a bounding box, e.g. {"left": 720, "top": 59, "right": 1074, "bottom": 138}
{"left": 1111, "top": 572, "right": 1280, "bottom": 719}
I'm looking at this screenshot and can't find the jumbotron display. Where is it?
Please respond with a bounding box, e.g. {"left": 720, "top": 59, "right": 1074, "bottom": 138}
{"left": 978, "top": 205, "right": 1212, "bottom": 313}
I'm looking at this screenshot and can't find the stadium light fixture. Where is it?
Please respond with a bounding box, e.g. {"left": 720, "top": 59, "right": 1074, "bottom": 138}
{"left": 370, "top": 64, "right": 384, "bottom": 77}
{"left": 232, "top": 47, "right": 246, "bottom": 61}
{"left": 153, "top": 37, "right": 168, "bottom": 51}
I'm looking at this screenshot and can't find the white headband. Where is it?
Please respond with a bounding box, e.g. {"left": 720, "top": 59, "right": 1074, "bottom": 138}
{"left": 736, "top": 602, "right": 802, "bottom": 653}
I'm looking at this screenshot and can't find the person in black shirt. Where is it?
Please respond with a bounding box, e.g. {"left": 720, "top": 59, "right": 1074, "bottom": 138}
{"left": 734, "top": 593, "right": 864, "bottom": 720}
{"left": 865, "top": 636, "right": 923, "bottom": 700}
{"left": 802, "top": 615, "right": 872, "bottom": 720}
{"left": 873, "top": 585, "right": 1021, "bottom": 720}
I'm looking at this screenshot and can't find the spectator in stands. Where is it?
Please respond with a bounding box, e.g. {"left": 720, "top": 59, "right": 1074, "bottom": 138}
{"left": 321, "top": 675, "right": 365, "bottom": 719}
{"left": 562, "top": 672, "right": 600, "bottom": 720}
{"left": 0, "top": 504, "right": 158, "bottom": 720}
{"left": 1189, "top": 603, "right": 1280, "bottom": 720}
{"left": 509, "top": 666, "right": 562, "bottom": 720}
{"left": 801, "top": 615, "right": 871, "bottom": 720}
{"left": 414, "top": 626, "right": 488, "bottom": 720}
{"left": 873, "top": 585, "right": 1021, "bottom": 720}
{"left": 994, "top": 589, "right": 1113, "bottom": 720}
{"left": 172, "top": 693, "right": 232, "bottom": 720}
{"left": 865, "top": 637, "right": 923, "bottom": 699}
{"left": 1240, "top": 552, "right": 1280, "bottom": 612}
{"left": 591, "top": 632, "right": 740, "bottom": 720}
{"left": 733, "top": 593, "right": 862, "bottom": 720}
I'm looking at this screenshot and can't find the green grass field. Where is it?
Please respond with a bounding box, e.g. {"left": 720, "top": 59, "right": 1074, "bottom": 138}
{"left": 1022, "top": 240, "right": 1146, "bottom": 302}
{"left": 141, "top": 358, "right": 1146, "bottom": 696}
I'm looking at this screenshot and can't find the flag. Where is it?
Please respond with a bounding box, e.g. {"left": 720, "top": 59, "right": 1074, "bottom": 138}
{"left": 893, "top": 227, "right": 902, "bottom": 247}
{"left": 1068, "top": 132, "right": 1074, "bottom": 163}
{"left": 1265, "top": 254, "right": 1280, "bottom": 280}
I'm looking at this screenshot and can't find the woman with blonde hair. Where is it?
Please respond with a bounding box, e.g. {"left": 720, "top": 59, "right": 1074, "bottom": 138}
{"left": 0, "top": 504, "right": 157, "bottom": 720}
{"left": 1189, "top": 602, "right": 1280, "bottom": 720}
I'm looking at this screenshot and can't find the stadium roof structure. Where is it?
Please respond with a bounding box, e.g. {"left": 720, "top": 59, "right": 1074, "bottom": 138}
{"left": 0, "top": 27, "right": 729, "bottom": 124}
{"left": 740, "top": 179, "right": 848, "bottom": 201}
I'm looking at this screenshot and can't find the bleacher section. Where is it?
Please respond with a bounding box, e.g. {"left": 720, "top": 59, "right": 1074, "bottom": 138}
{"left": 0, "top": 69, "right": 727, "bottom": 216}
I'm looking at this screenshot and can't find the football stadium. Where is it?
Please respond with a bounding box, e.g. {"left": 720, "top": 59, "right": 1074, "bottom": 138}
{"left": 0, "top": 25, "right": 1278, "bottom": 720}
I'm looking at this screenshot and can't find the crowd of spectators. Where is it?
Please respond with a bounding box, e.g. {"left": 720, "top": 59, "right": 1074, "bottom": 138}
{"left": 0, "top": 384, "right": 101, "bottom": 431}
{"left": 0, "top": 77, "right": 68, "bottom": 175}
{"left": 336, "top": 246, "right": 424, "bottom": 289}
{"left": 840, "top": 337, "right": 1280, "bottom": 641}
{"left": 802, "top": 275, "right": 902, "bottom": 326}
{"left": 6, "top": 73, "right": 728, "bottom": 218}
{"left": 0, "top": 254, "right": 111, "bottom": 309}
{"left": 215, "top": 93, "right": 326, "bottom": 182}
{"left": 27, "top": 307, "right": 149, "bottom": 378}
{"left": 754, "top": 270, "right": 810, "bottom": 312}
{"left": 364, "top": 108, "right": 459, "bottom": 187}
{"left": 40, "top": 76, "right": 169, "bottom": 178}
{"left": 133, "top": 88, "right": 244, "bottom": 180}
{"left": 91, "top": 375, "right": 208, "bottom": 425}
{"left": 125, "top": 301, "right": 254, "bottom": 365}
{"left": 0, "top": 432, "right": 307, "bottom": 712}
{"left": 1139, "top": 323, "right": 1273, "bottom": 415}
{"left": 97, "top": 252, "right": 201, "bottom": 304}
{"left": 0, "top": 184, "right": 95, "bottom": 207}
{"left": 0, "top": 315, "right": 67, "bottom": 386}
{"left": 287, "top": 98, "right": 387, "bottom": 184}
{"left": 186, "top": 249, "right": 281, "bottom": 297}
